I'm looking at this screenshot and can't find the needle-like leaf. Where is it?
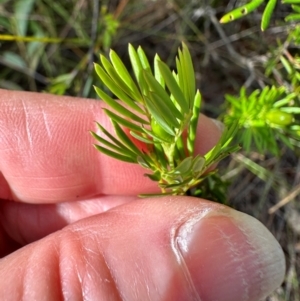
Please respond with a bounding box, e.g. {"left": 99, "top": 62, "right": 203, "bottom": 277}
{"left": 187, "top": 90, "right": 201, "bottom": 155}
{"left": 91, "top": 131, "right": 137, "bottom": 158}
{"left": 100, "top": 54, "right": 141, "bottom": 101}
{"left": 109, "top": 49, "right": 142, "bottom": 100}
{"left": 261, "top": 0, "right": 277, "bottom": 31}
{"left": 143, "top": 70, "right": 183, "bottom": 120}
{"left": 157, "top": 60, "right": 189, "bottom": 114}
{"left": 94, "top": 86, "right": 148, "bottom": 124}
{"left": 94, "top": 144, "right": 136, "bottom": 163}
{"left": 94, "top": 63, "right": 144, "bottom": 114}
{"left": 154, "top": 54, "right": 165, "bottom": 87}
{"left": 137, "top": 46, "right": 151, "bottom": 71}
{"left": 104, "top": 109, "right": 144, "bottom": 132}
{"left": 111, "top": 120, "right": 144, "bottom": 155}
{"left": 128, "top": 43, "right": 148, "bottom": 94}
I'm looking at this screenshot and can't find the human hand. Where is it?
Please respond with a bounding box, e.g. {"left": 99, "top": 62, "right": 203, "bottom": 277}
{"left": 0, "top": 89, "right": 285, "bottom": 301}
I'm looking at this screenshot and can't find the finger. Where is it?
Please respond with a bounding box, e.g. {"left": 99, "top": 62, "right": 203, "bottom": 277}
{"left": 0, "top": 222, "right": 21, "bottom": 257}
{"left": 0, "top": 195, "right": 136, "bottom": 246}
{"left": 0, "top": 197, "right": 285, "bottom": 300}
{"left": 0, "top": 89, "right": 222, "bottom": 203}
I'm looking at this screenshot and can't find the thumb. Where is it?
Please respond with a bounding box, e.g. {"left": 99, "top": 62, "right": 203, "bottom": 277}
{"left": 0, "top": 197, "right": 285, "bottom": 301}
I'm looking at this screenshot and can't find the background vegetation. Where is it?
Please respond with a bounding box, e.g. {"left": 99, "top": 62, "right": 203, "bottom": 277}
{"left": 0, "top": 0, "right": 299, "bottom": 299}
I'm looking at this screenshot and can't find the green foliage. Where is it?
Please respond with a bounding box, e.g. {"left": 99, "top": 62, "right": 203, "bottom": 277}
{"left": 220, "top": 0, "right": 300, "bottom": 30}
{"left": 283, "top": 0, "right": 300, "bottom": 21}
{"left": 0, "top": 0, "right": 119, "bottom": 96}
{"left": 220, "top": 0, "right": 264, "bottom": 24}
{"left": 223, "top": 86, "right": 300, "bottom": 155}
{"left": 220, "top": 14, "right": 300, "bottom": 156}
{"left": 265, "top": 25, "right": 300, "bottom": 94}
{"left": 92, "top": 43, "right": 240, "bottom": 196}
{"left": 189, "top": 173, "right": 231, "bottom": 205}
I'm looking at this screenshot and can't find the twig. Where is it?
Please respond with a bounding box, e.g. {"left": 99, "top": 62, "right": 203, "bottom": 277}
{"left": 269, "top": 183, "right": 300, "bottom": 214}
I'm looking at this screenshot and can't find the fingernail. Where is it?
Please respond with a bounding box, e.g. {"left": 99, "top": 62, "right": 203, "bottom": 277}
{"left": 176, "top": 209, "right": 285, "bottom": 301}
{"left": 209, "top": 118, "right": 225, "bottom": 133}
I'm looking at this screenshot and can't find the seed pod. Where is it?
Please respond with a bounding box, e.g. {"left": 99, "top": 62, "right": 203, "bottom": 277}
{"left": 266, "top": 109, "right": 294, "bottom": 126}
{"left": 151, "top": 119, "right": 174, "bottom": 142}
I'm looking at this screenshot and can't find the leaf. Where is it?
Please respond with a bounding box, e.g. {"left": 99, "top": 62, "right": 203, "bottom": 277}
{"left": 247, "top": 90, "right": 260, "bottom": 112}
{"left": 137, "top": 156, "right": 151, "bottom": 169}
{"left": 220, "top": 0, "right": 264, "bottom": 23}
{"left": 273, "top": 93, "right": 297, "bottom": 107}
{"left": 173, "top": 156, "right": 193, "bottom": 175}
{"left": 291, "top": 4, "right": 300, "bottom": 13}
{"left": 280, "top": 107, "right": 300, "bottom": 114}
{"left": 257, "top": 86, "right": 270, "bottom": 106}
{"left": 175, "top": 136, "right": 186, "bottom": 160}
{"left": 47, "top": 72, "right": 76, "bottom": 95}
{"left": 94, "top": 86, "right": 148, "bottom": 124}
{"left": 277, "top": 132, "right": 294, "bottom": 149}
{"left": 192, "top": 155, "right": 206, "bottom": 175}
{"left": 205, "top": 145, "right": 241, "bottom": 170}
{"left": 282, "top": 0, "right": 300, "bottom": 3}
{"left": 261, "top": 0, "right": 277, "bottom": 31}
{"left": 104, "top": 109, "right": 144, "bottom": 132}
{"left": 100, "top": 54, "right": 141, "bottom": 100}
{"left": 129, "top": 130, "right": 154, "bottom": 144}
{"left": 153, "top": 142, "right": 168, "bottom": 169}
{"left": 285, "top": 13, "right": 300, "bottom": 21}
{"left": 144, "top": 170, "right": 161, "bottom": 181}
{"left": 157, "top": 60, "right": 189, "bottom": 114}
{"left": 109, "top": 49, "right": 142, "bottom": 100}
{"left": 128, "top": 44, "right": 148, "bottom": 94}
{"left": 225, "top": 94, "right": 241, "bottom": 108}
{"left": 280, "top": 56, "right": 292, "bottom": 74}
{"left": 143, "top": 70, "right": 183, "bottom": 120}
{"left": 142, "top": 127, "right": 174, "bottom": 143}
{"left": 94, "top": 122, "right": 122, "bottom": 147}
{"left": 91, "top": 131, "right": 137, "bottom": 158}
{"left": 154, "top": 54, "right": 165, "bottom": 87}
{"left": 94, "top": 144, "right": 136, "bottom": 163}
{"left": 94, "top": 63, "right": 143, "bottom": 114}
{"left": 14, "top": 0, "right": 35, "bottom": 36}
{"left": 111, "top": 120, "right": 144, "bottom": 155}
{"left": 145, "top": 93, "right": 178, "bottom": 134}
{"left": 205, "top": 121, "right": 239, "bottom": 166}
{"left": 180, "top": 43, "right": 196, "bottom": 107}
{"left": 139, "top": 192, "right": 174, "bottom": 197}
{"left": 187, "top": 90, "right": 202, "bottom": 156}
{"left": 242, "top": 128, "right": 253, "bottom": 153}
{"left": 137, "top": 46, "right": 151, "bottom": 71}
{"left": 2, "top": 51, "right": 26, "bottom": 68}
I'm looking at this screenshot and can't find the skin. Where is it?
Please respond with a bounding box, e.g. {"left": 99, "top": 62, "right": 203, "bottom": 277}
{"left": 0, "top": 89, "right": 285, "bottom": 301}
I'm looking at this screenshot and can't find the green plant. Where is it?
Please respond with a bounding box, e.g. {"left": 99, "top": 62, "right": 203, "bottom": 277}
{"left": 91, "top": 43, "right": 239, "bottom": 196}
{"left": 220, "top": 0, "right": 300, "bottom": 30}
{"left": 0, "top": 0, "right": 119, "bottom": 96}
{"left": 221, "top": 20, "right": 300, "bottom": 156}
{"left": 223, "top": 86, "right": 300, "bottom": 155}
